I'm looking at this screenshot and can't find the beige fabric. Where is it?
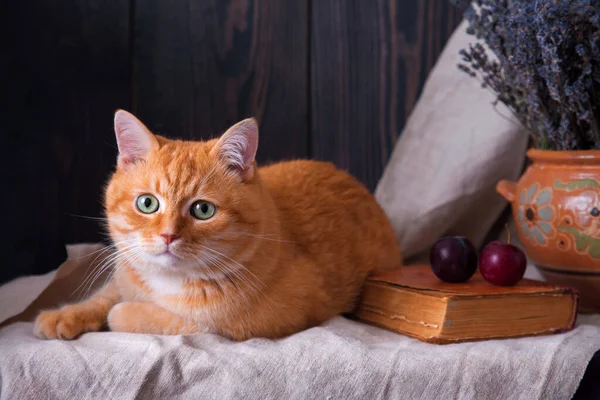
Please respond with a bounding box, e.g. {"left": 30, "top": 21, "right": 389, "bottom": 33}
{"left": 0, "top": 270, "right": 55, "bottom": 324}
{"left": 0, "top": 243, "right": 108, "bottom": 329}
{"left": 375, "top": 20, "right": 529, "bottom": 261}
{"left": 1, "top": 244, "right": 600, "bottom": 399}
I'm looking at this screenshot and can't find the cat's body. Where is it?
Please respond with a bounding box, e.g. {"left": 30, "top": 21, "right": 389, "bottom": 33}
{"left": 34, "top": 112, "right": 401, "bottom": 341}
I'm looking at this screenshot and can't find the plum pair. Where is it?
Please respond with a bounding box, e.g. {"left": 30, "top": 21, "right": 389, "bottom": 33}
{"left": 429, "top": 235, "right": 527, "bottom": 286}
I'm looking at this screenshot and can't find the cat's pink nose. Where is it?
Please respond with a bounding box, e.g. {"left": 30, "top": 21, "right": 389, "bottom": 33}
{"left": 160, "top": 233, "right": 180, "bottom": 245}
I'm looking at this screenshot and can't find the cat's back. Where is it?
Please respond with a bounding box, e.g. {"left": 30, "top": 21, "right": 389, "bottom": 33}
{"left": 259, "top": 160, "right": 401, "bottom": 274}
{"left": 260, "top": 160, "right": 365, "bottom": 204}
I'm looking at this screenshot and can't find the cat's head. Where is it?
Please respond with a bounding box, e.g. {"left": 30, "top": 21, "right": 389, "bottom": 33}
{"left": 104, "top": 110, "right": 265, "bottom": 280}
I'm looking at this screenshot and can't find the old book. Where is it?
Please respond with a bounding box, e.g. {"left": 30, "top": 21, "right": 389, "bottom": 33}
{"left": 353, "top": 264, "right": 579, "bottom": 344}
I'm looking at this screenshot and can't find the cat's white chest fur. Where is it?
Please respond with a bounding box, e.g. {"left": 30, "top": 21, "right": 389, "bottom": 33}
{"left": 141, "top": 271, "right": 186, "bottom": 295}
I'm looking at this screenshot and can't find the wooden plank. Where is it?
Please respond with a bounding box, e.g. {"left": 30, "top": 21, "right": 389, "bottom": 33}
{"left": 133, "top": 0, "right": 308, "bottom": 163}
{"left": 0, "top": 0, "right": 130, "bottom": 283}
{"left": 311, "top": 0, "right": 463, "bottom": 191}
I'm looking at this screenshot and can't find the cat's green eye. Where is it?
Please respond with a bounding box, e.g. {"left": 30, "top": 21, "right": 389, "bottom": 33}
{"left": 191, "top": 200, "right": 216, "bottom": 220}
{"left": 136, "top": 194, "right": 159, "bottom": 214}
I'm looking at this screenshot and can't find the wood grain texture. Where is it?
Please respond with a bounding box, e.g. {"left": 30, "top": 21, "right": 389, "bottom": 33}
{"left": 132, "top": 0, "right": 309, "bottom": 163}
{"left": 310, "top": 0, "right": 463, "bottom": 190}
{"left": 1, "top": 0, "right": 464, "bottom": 282}
{"left": 0, "top": 0, "right": 130, "bottom": 283}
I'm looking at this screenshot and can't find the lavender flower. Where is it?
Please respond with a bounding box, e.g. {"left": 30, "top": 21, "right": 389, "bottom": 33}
{"left": 452, "top": 0, "right": 600, "bottom": 150}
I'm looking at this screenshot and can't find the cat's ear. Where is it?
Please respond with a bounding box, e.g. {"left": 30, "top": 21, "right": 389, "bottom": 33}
{"left": 113, "top": 109, "right": 158, "bottom": 167}
{"left": 211, "top": 118, "right": 259, "bottom": 180}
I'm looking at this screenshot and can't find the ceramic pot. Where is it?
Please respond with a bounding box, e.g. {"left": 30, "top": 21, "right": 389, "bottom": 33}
{"left": 497, "top": 149, "right": 600, "bottom": 313}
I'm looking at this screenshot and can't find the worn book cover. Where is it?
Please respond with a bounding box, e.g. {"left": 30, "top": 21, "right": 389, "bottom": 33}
{"left": 353, "top": 265, "right": 579, "bottom": 344}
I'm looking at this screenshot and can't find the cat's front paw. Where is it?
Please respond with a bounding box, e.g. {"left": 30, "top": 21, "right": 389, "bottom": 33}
{"left": 107, "top": 302, "right": 154, "bottom": 333}
{"left": 34, "top": 306, "right": 104, "bottom": 340}
{"left": 106, "top": 302, "right": 133, "bottom": 332}
{"left": 107, "top": 302, "right": 205, "bottom": 335}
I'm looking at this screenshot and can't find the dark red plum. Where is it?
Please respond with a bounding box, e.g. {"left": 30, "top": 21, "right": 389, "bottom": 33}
{"left": 429, "top": 236, "right": 478, "bottom": 283}
{"left": 480, "top": 241, "right": 527, "bottom": 286}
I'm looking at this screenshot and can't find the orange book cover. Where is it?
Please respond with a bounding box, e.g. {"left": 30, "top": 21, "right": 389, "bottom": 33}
{"left": 353, "top": 265, "right": 579, "bottom": 344}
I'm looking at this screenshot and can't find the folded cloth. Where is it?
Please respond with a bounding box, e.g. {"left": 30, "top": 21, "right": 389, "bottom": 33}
{"left": 375, "top": 20, "right": 529, "bottom": 262}
{"left": 1, "top": 244, "right": 600, "bottom": 400}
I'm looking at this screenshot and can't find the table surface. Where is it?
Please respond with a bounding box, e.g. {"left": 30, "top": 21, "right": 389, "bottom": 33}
{"left": 1, "top": 270, "right": 598, "bottom": 398}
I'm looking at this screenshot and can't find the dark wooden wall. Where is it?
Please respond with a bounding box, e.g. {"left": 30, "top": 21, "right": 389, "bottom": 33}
{"left": 0, "top": 0, "right": 463, "bottom": 284}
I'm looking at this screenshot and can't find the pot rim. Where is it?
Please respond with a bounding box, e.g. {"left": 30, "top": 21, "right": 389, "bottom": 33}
{"left": 527, "top": 148, "right": 600, "bottom": 165}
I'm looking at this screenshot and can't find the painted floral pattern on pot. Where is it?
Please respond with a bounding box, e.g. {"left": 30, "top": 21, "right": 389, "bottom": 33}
{"left": 517, "top": 184, "right": 555, "bottom": 246}
{"left": 497, "top": 150, "right": 600, "bottom": 312}
{"left": 554, "top": 180, "right": 600, "bottom": 259}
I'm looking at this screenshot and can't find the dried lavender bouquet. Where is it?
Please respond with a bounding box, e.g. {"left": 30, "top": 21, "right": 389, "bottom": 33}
{"left": 452, "top": 0, "right": 600, "bottom": 150}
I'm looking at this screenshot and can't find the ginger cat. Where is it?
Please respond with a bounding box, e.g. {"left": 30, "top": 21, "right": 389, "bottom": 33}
{"left": 34, "top": 110, "right": 402, "bottom": 341}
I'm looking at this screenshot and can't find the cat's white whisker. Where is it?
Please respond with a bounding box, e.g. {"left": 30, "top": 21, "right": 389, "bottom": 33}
{"left": 189, "top": 253, "right": 227, "bottom": 295}
{"left": 70, "top": 243, "right": 120, "bottom": 299}
{"left": 71, "top": 242, "right": 124, "bottom": 296}
{"left": 66, "top": 213, "right": 111, "bottom": 222}
{"left": 180, "top": 245, "right": 253, "bottom": 295}
{"left": 75, "top": 242, "right": 140, "bottom": 300}
{"left": 197, "top": 244, "right": 267, "bottom": 290}
{"left": 198, "top": 249, "right": 262, "bottom": 297}
{"left": 220, "top": 231, "right": 299, "bottom": 244}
